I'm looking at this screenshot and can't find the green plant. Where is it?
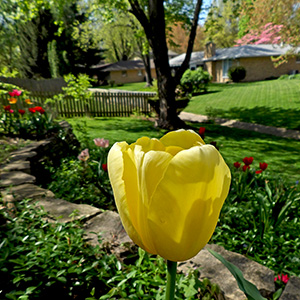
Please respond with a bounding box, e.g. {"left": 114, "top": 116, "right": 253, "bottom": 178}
{"left": 180, "top": 67, "right": 211, "bottom": 94}
{"left": 228, "top": 66, "right": 246, "bottom": 82}
{"left": 0, "top": 200, "right": 118, "bottom": 299}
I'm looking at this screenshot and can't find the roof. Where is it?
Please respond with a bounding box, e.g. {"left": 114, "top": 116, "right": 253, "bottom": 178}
{"left": 99, "top": 60, "right": 145, "bottom": 72}
{"left": 169, "top": 44, "right": 299, "bottom": 66}
{"left": 169, "top": 51, "right": 204, "bottom": 67}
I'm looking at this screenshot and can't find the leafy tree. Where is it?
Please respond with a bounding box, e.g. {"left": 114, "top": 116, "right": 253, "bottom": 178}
{"left": 98, "top": 0, "right": 203, "bottom": 129}
{"left": 238, "top": 0, "right": 300, "bottom": 46}
{"left": 204, "top": 0, "right": 239, "bottom": 48}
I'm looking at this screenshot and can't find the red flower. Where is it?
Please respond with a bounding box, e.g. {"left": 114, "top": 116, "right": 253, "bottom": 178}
{"left": 274, "top": 274, "right": 289, "bottom": 284}
{"left": 4, "top": 105, "right": 11, "bottom": 111}
{"left": 234, "top": 162, "right": 241, "bottom": 169}
{"left": 259, "top": 162, "right": 268, "bottom": 171}
{"left": 242, "top": 165, "right": 250, "bottom": 172}
{"left": 9, "top": 109, "right": 14, "bottom": 113}
{"left": 34, "top": 106, "right": 45, "bottom": 114}
{"left": 255, "top": 170, "right": 262, "bottom": 174}
{"left": 243, "top": 157, "right": 254, "bottom": 166}
{"left": 9, "top": 89, "right": 22, "bottom": 97}
{"left": 199, "top": 127, "right": 205, "bottom": 139}
{"left": 18, "top": 109, "right": 26, "bottom": 115}
{"left": 102, "top": 163, "right": 108, "bottom": 172}
{"left": 29, "top": 107, "right": 36, "bottom": 113}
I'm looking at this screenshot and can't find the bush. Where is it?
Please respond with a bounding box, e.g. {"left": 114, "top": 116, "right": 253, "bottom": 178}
{"left": 228, "top": 66, "right": 246, "bottom": 82}
{"left": 180, "top": 67, "right": 211, "bottom": 94}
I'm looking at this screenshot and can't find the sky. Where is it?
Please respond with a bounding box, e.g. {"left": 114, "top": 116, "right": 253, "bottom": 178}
{"left": 199, "top": 0, "right": 213, "bottom": 25}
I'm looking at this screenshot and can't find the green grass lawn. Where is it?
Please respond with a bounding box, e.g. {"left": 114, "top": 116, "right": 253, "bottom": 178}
{"left": 186, "top": 79, "right": 300, "bottom": 130}
{"left": 100, "top": 79, "right": 300, "bottom": 130}
{"left": 65, "top": 116, "right": 300, "bottom": 184}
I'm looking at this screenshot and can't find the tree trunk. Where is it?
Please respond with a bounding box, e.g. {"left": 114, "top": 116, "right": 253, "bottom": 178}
{"left": 141, "top": 53, "right": 153, "bottom": 86}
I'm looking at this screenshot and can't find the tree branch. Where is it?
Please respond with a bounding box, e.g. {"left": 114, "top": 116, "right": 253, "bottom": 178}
{"left": 128, "top": 0, "right": 151, "bottom": 38}
{"left": 175, "top": 0, "right": 203, "bottom": 84}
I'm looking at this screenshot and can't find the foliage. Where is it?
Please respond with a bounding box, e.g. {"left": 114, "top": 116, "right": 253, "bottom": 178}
{"left": 180, "top": 67, "right": 211, "bottom": 94}
{"left": 0, "top": 200, "right": 224, "bottom": 299}
{"left": 47, "top": 73, "right": 94, "bottom": 105}
{"left": 0, "top": 199, "right": 118, "bottom": 300}
{"left": 46, "top": 138, "right": 114, "bottom": 210}
{"left": 204, "top": 0, "right": 240, "bottom": 48}
{"left": 237, "top": 0, "right": 300, "bottom": 46}
{"left": 228, "top": 66, "right": 246, "bottom": 82}
{"left": 211, "top": 158, "right": 300, "bottom": 276}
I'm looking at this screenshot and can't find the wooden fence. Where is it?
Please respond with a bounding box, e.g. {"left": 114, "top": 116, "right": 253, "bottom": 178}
{"left": 0, "top": 91, "right": 157, "bottom": 117}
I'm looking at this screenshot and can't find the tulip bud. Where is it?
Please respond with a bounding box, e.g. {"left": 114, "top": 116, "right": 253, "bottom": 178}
{"left": 108, "top": 129, "right": 231, "bottom": 262}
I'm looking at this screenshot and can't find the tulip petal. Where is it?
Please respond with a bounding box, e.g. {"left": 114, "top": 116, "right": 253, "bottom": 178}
{"left": 108, "top": 142, "right": 145, "bottom": 249}
{"left": 148, "top": 144, "right": 231, "bottom": 261}
{"left": 160, "top": 129, "right": 204, "bottom": 149}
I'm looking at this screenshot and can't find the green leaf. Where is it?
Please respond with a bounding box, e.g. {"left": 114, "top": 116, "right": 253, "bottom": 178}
{"left": 207, "top": 248, "right": 267, "bottom": 300}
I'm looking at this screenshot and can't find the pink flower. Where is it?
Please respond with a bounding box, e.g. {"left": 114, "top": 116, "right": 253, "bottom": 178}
{"left": 275, "top": 274, "right": 289, "bottom": 284}
{"left": 94, "top": 138, "right": 109, "bottom": 148}
{"left": 9, "top": 109, "right": 14, "bottom": 113}
{"left": 78, "top": 149, "right": 89, "bottom": 161}
{"left": 243, "top": 157, "right": 254, "bottom": 166}
{"left": 9, "top": 89, "right": 22, "bottom": 97}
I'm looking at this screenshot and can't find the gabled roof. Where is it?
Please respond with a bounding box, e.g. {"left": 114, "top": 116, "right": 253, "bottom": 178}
{"left": 169, "top": 44, "right": 299, "bottom": 67}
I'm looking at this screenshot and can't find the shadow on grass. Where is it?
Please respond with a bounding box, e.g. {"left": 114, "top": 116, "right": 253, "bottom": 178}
{"left": 206, "top": 106, "right": 300, "bottom": 130}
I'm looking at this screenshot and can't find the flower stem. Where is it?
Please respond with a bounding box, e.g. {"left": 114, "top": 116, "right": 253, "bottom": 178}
{"left": 165, "top": 260, "right": 177, "bottom": 300}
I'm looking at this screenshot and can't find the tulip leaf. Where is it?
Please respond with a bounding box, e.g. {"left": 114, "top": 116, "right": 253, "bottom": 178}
{"left": 207, "top": 248, "right": 267, "bottom": 300}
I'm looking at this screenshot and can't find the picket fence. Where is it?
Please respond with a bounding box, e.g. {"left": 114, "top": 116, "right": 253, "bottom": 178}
{"left": 0, "top": 91, "right": 157, "bottom": 117}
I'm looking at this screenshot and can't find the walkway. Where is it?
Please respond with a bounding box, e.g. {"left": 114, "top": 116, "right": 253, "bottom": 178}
{"left": 179, "top": 112, "right": 300, "bottom": 140}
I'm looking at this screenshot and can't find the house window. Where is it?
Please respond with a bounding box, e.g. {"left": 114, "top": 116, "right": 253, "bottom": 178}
{"left": 137, "top": 70, "right": 143, "bottom": 76}
{"left": 122, "top": 71, "right": 127, "bottom": 77}
{"left": 222, "top": 59, "right": 232, "bottom": 78}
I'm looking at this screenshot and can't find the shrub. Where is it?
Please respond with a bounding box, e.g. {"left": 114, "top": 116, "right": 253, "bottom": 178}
{"left": 228, "top": 66, "right": 246, "bottom": 82}
{"left": 180, "top": 67, "right": 211, "bottom": 94}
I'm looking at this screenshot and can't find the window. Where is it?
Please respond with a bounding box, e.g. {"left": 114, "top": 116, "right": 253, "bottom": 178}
{"left": 222, "top": 59, "right": 232, "bottom": 78}
{"left": 137, "top": 70, "right": 143, "bottom": 76}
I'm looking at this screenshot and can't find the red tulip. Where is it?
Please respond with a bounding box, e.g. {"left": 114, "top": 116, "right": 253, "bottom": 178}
{"left": 102, "top": 163, "right": 108, "bottom": 172}
{"left": 243, "top": 157, "right": 254, "bottom": 166}
{"left": 198, "top": 127, "right": 205, "bottom": 139}
{"left": 4, "top": 105, "right": 11, "bottom": 111}
{"left": 259, "top": 162, "right": 268, "bottom": 171}
{"left": 255, "top": 170, "right": 262, "bottom": 174}
{"left": 29, "top": 107, "right": 36, "bottom": 113}
{"left": 242, "top": 165, "right": 250, "bottom": 172}
{"left": 233, "top": 162, "right": 241, "bottom": 169}
{"left": 18, "top": 109, "right": 26, "bottom": 115}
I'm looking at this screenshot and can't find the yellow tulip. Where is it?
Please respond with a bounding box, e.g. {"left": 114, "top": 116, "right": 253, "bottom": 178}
{"left": 108, "top": 129, "right": 231, "bottom": 262}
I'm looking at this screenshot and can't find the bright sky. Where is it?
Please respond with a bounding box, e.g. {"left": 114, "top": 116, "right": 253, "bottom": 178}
{"left": 199, "top": 0, "right": 212, "bottom": 25}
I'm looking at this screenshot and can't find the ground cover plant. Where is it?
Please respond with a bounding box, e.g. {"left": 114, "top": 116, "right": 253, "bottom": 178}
{"left": 0, "top": 200, "right": 224, "bottom": 300}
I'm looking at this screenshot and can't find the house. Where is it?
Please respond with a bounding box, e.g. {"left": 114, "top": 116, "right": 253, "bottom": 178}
{"left": 169, "top": 43, "right": 300, "bottom": 82}
{"left": 90, "top": 50, "right": 179, "bottom": 85}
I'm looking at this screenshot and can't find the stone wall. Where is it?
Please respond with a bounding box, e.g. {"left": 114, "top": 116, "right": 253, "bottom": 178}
{"left": 0, "top": 131, "right": 299, "bottom": 300}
